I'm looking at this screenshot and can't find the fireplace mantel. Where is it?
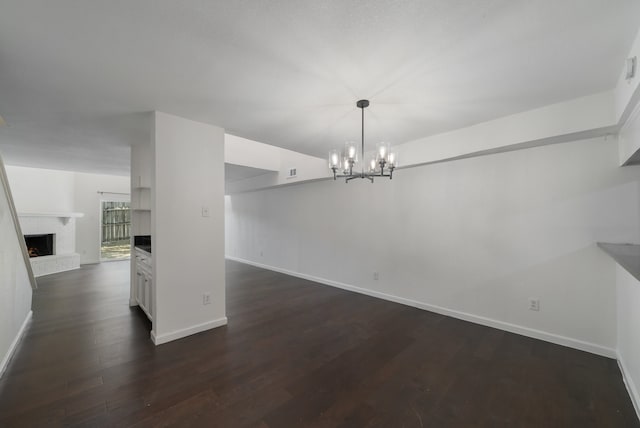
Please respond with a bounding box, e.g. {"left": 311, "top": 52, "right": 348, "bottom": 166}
{"left": 18, "top": 212, "right": 84, "bottom": 225}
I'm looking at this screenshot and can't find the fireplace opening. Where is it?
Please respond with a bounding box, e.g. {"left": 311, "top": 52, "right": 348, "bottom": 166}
{"left": 24, "top": 234, "right": 55, "bottom": 258}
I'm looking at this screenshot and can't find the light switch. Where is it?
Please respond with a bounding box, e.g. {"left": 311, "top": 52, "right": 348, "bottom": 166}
{"left": 202, "top": 206, "right": 210, "bottom": 217}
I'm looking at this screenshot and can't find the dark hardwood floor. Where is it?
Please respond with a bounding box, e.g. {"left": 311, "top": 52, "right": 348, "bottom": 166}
{"left": 0, "top": 260, "right": 637, "bottom": 427}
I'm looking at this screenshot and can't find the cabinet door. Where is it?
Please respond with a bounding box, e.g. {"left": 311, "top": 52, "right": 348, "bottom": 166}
{"left": 147, "top": 275, "right": 153, "bottom": 319}
{"left": 144, "top": 274, "right": 150, "bottom": 314}
{"left": 136, "top": 271, "right": 145, "bottom": 305}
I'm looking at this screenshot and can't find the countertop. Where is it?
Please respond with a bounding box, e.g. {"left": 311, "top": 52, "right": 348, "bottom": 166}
{"left": 136, "top": 245, "right": 151, "bottom": 254}
{"left": 598, "top": 242, "right": 640, "bottom": 282}
{"left": 134, "top": 245, "right": 152, "bottom": 255}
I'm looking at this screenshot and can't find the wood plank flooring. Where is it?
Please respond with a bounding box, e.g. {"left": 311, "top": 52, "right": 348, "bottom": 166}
{"left": 0, "top": 260, "right": 637, "bottom": 427}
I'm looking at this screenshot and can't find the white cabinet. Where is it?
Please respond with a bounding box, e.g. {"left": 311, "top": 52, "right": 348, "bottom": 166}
{"left": 130, "top": 131, "right": 155, "bottom": 332}
{"left": 135, "top": 248, "right": 153, "bottom": 321}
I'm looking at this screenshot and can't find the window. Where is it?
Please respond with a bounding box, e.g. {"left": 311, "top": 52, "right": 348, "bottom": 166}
{"left": 101, "top": 201, "right": 131, "bottom": 260}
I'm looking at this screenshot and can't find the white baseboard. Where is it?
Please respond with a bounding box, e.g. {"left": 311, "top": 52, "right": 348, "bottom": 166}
{"left": 0, "top": 310, "right": 32, "bottom": 379}
{"left": 226, "top": 256, "right": 617, "bottom": 359}
{"left": 618, "top": 354, "right": 640, "bottom": 421}
{"left": 151, "top": 317, "right": 228, "bottom": 345}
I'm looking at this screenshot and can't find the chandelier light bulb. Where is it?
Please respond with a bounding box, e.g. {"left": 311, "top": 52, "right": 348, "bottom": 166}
{"left": 378, "top": 145, "right": 387, "bottom": 160}
{"left": 344, "top": 141, "right": 358, "bottom": 162}
{"left": 343, "top": 158, "right": 351, "bottom": 173}
{"left": 376, "top": 142, "right": 390, "bottom": 163}
{"left": 388, "top": 151, "right": 397, "bottom": 168}
{"left": 329, "top": 149, "right": 340, "bottom": 168}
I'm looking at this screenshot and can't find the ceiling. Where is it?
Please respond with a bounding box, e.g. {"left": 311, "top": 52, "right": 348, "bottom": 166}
{"left": 0, "top": 1, "right": 638, "bottom": 176}
{"left": 225, "top": 164, "right": 275, "bottom": 183}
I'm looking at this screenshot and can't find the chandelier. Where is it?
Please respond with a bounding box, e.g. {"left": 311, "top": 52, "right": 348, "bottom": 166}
{"left": 329, "top": 100, "right": 397, "bottom": 183}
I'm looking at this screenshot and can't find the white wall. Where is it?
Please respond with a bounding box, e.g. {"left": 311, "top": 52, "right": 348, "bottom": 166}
{"left": 225, "top": 133, "right": 329, "bottom": 193}
{"left": 226, "top": 136, "right": 640, "bottom": 355}
{"left": 74, "top": 172, "right": 130, "bottom": 264}
{"left": 5, "top": 166, "right": 131, "bottom": 264}
{"left": 5, "top": 165, "right": 75, "bottom": 213}
{"left": 617, "top": 263, "right": 640, "bottom": 416}
{"left": 398, "top": 91, "right": 615, "bottom": 168}
{"left": 153, "top": 112, "right": 226, "bottom": 344}
{"left": 225, "top": 134, "right": 281, "bottom": 172}
{"left": 615, "top": 26, "right": 640, "bottom": 122}
{"left": 0, "top": 161, "right": 32, "bottom": 377}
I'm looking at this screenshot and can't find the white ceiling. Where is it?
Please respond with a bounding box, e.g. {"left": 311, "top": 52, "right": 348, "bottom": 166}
{"left": 225, "top": 164, "right": 275, "bottom": 182}
{"left": 0, "top": 1, "right": 638, "bottom": 176}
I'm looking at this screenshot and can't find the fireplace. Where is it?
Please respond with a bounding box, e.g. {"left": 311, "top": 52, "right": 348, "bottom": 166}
{"left": 24, "top": 234, "right": 55, "bottom": 258}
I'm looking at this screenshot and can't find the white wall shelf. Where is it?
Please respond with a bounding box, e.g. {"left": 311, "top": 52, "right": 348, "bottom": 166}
{"left": 131, "top": 187, "right": 151, "bottom": 211}
{"left": 598, "top": 243, "right": 640, "bottom": 282}
{"left": 18, "top": 212, "right": 84, "bottom": 225}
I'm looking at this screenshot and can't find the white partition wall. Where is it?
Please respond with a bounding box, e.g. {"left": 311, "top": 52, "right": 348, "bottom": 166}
{"left": 151, "top": 112, "right": 226, "bottom": 344}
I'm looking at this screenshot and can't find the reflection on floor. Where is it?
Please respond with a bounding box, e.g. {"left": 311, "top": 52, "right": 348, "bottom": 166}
{"left": 100, "top": 239, "right": 131, "bottom": 260}
{"left": 0, "top": 260, "right": 637, "bottom": 427}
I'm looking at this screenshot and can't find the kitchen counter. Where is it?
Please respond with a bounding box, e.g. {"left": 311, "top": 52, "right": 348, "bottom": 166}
{"left": 135, "top": 244, "right": 152, "bottom": 254}
{"left": 598, "top": 242, "right": 640, "bottom": 282}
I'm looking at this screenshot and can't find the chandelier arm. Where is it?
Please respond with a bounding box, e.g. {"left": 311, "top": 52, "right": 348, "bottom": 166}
{"left": 338, "top": 172, "right": 390, "bottom": 181}
{"left": 335, "top": 171, "right": 357, "bottom": 179}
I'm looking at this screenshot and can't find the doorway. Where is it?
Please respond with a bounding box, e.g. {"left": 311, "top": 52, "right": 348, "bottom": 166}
{"left": 100, "top": 200, "right": 131, "bottom": 260}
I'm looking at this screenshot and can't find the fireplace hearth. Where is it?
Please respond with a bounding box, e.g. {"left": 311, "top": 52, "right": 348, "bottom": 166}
{"left": 24, "top": 234, "right": 55, "bottom": 258}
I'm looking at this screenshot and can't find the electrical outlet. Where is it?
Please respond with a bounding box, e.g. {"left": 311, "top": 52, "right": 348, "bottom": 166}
{"left": 203, "top": 293, "right": 211, "bottom": 305}
{"left": 529, "top": 298, "right": 540, "bottom": 311}
{"left": 626, "top": 56, "right": 637, "bottom": 80}
{"left": 373, "top": 272, "right": 379, "bottom": 280}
